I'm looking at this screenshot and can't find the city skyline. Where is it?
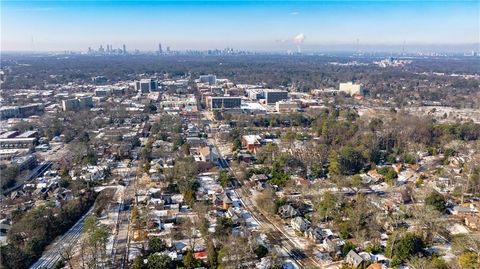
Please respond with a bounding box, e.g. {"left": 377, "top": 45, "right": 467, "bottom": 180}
{"left": 1, "top": 0, "right": 479, "bottom": 52}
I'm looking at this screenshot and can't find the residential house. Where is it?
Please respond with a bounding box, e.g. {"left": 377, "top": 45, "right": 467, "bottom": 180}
{"left": 291, "top": 216, "right": 310, "bottom": 232}
{"left": 222, "top": 194, "right": 233, "bottom": 210}
{"left": 81, "top": 165, "right": 106, "bottom": 181}
{"left": 323, "top": 238, "right": 343, "bottom": 253}
{"left": 186, "top": 137, "right": 205, "bottom": 148}
{"left": 278, "top": 204, "right": 298, "bottom": 219}
{"left": 150, "top": 173, "right": 166, "bottom": 182}
{"left": 194, "top": 251, "right": 208, "bottom": 261}
{"left": 198, "top": 146, "right": 219, "bottom": 163}
{"left": 237, "top": 153, "right": 254, "bottom": 163}
{"left": 346, "top": 250, "right": 365, "bottom": 269}
{"left": 149, "top": 198, "right": 165, "bottom": 209}
{"left": 304, "top": 227, "right": 326, "bottom": 243}
{"left": 213, "top": 194, "right": 224, "bottom": 208}
{"left": 226, "top": 207, "right": 240, "bottom": 224}
{"left": 250, "top": 174, "right": 268, "bottom": 182}
{"left": 241, "top": 135, "right": 262, "bottom": 152}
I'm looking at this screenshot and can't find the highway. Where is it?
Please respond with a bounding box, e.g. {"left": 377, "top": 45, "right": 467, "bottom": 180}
{"left": 30, "top": 207, "right": 94, "bottom": 269}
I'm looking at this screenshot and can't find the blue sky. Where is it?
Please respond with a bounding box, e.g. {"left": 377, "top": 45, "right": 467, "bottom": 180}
{"left": 1, "top": 0, "right": 479, "bottom": 52}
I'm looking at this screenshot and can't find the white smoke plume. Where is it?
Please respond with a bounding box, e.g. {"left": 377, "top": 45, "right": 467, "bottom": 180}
{"left": 275, "top": 33, "right": 306, "bottom": 44}
{"left": 274, "top": 33, "right": 306, "bottom": 53}
{"left": 293, "top": 33, "right": 305, "bottom": 44}
{"left": 293, "top": 33, "right": 305, "bottom": 53}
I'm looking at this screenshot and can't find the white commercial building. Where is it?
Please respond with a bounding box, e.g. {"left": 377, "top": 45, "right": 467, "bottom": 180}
{"left": 339, "top": 82, "right": 364, "bottom": 96}
{"left": 276, "top": 101, "right": 299, "bottom": 113}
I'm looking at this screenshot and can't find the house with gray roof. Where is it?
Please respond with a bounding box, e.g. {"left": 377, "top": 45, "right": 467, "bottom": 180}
{"left": 291, "top": 216, "right": 310, "bottom": 232}
{"left": 278, "top": 204, "right": 298, "bottom": 219}
{"left": 346, "top": 250, "right": 365, "bottom": 269}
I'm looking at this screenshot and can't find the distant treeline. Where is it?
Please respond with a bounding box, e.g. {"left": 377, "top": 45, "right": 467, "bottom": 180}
{"left": 1, "top": 55, "right": 478, "bottom": 107}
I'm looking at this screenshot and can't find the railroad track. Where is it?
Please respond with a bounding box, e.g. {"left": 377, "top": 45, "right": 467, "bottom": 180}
{"left": 3, "top": 161, "right": 53, "bottom": 195}
{"left": 30, "top": 208, "right": 94, "bottom": 269}
{"left": 209, "top": 140, "right": 320, "bottom": 268}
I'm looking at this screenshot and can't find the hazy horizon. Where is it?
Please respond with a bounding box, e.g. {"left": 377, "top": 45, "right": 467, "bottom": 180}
{"left": 2, "top": 0, "right": 479, "bottom": 53}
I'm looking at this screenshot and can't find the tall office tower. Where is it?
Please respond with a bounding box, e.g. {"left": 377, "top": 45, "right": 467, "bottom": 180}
{"left": 199, "top": 74, "right": 217, "bottom": 85}
{"left": 78, "top": 96, "right": 94, "bottom": 109}
{"left": 166, "top": 46, "right": 170, "bottom": 53}
{"left": 123, "top": 44, "right": 126, "bottom": 54}
{"left": 62, "top": 99, "right": 80, "bottom": 111}
{"left": 106, "top": 44, "right": 110, "bottom": 52}
{"left": 135, "top": 79, "right": 158, "bottom": 93}
{"left": 99, "top": 45, "right": 104, "bottom": 53}
{"left": 158, "top": 43, "right": 163, "bottom": 54}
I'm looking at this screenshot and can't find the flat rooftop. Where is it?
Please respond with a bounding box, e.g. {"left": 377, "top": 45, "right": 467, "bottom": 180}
{"left": 241, "top": 102, "right": 267, "bottom": 111}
